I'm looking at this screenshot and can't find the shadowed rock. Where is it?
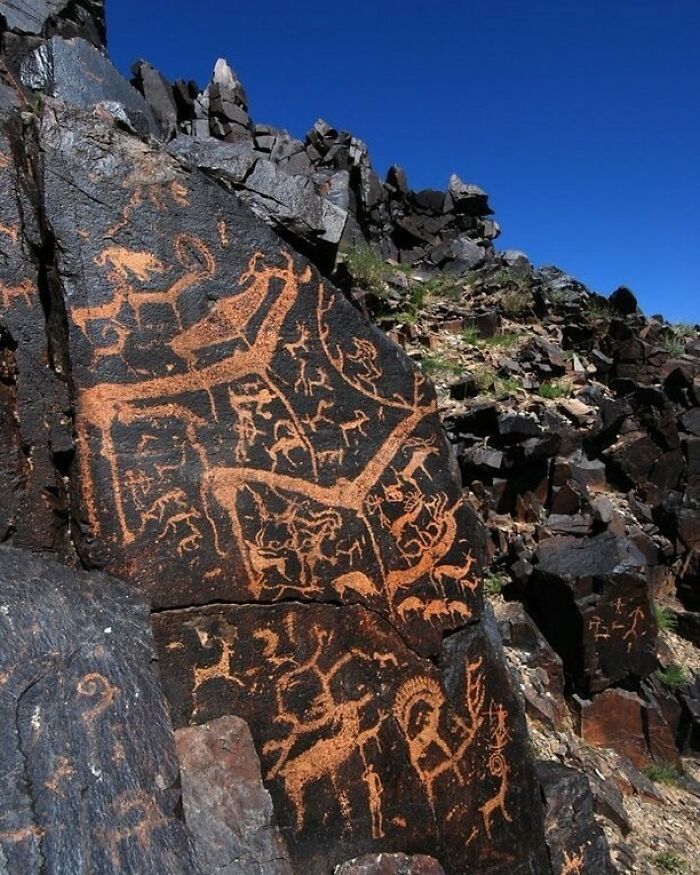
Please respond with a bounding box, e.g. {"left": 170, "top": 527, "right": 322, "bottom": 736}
{"left": 0, "top": 546, "right": 198, "bottom": 873}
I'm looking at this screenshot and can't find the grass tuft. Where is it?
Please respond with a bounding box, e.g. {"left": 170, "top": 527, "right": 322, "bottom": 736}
{"left": 654, "top": 603, "right": 678, "bottom": 633}
{"left": 652, "top": 851, "right": 688, "bottom": 873}
{"left": 538, "top": 381, "right": 572, "bottom": 400}
{"left": 642, "top": 761, "right": 683, "bottom": 787}
{"left": 656, "top": 664, "right": 688, "bottom": 690}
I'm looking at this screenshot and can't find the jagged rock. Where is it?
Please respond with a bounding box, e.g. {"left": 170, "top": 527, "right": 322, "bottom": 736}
{"left": 131, "top": 59, "right": 178, "bottom": 138}
{"left": 334, "top": 853, "right": 445, "bottom": 874}
{"left": 175, "top": 716, "right": 292, "bottom": 874}
{"left": 537, "top": 761, "right": 612, "bottom": 874}
{"left": 525, "top": 532, "right": 657, "bottom": 692}
{"left": 608, "top": 287, "right": 638, "bottom": 315}
{"left": 0, "top": 82, "right": 73, "bottom": 557}
{"left": 0, "top": 0, "right": 104, "bottom": 47}
{"left": 0, "top": 546, "right": 198, "bottom": 873}
{"left": 21, "top": 37, "right": 160, "bottom": 137}
{"left": 494, "top": 601, "right": 568, "bottom": 729}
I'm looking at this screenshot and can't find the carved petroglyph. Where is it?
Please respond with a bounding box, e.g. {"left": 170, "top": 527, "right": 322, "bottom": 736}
{"left": 479, "top": 701, "right": 512, "bottom": 838}
{"left": 0, "top": 279, "right": 33, "bottom": 310}
{"left": 560, "top": 848, "right": 585, "bottom": 874}
{"left": 393, "top": 657, "right": 486, "bottom": 813}
{"left": 99, "top": 791, "right": 168, "bottom": 868}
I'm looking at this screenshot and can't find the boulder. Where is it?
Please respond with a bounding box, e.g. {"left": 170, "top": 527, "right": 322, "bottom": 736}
{"left": 526, "top": 532, "right": 657, "bottom": 693}
{"left": 131, "top": 59, "right": 179, "bottom": 138}
{"left": 175, "top": 716, "right": 292, "bottom": 874}
{"left": 0, "top": 546, "right": 197, "bottom": 873}
{"left": 537, "top": 761, "right": 612, "bottom": 874}
{"left": 0, "top": 0, "right": 104, "bottom": 46}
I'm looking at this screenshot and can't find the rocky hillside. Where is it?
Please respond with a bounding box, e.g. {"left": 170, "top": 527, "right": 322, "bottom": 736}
{"left": 0, "top": 2, "right": 698, "bottom": 874}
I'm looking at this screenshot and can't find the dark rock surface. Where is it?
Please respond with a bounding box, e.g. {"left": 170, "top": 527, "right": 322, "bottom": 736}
{"left": 537, "top": 761, "right": 612, "bottom": 874}
{"left": 156, "top": 603, "right": 548, "bottom": 875}
{"left": 334, "top": 853, "right": 445, "bottom": 874}
{"left": 0, "top": 546, "right": 198, "bottom": 873}
{"left": 175, "top": 715, "right": 292, "bottom": 875}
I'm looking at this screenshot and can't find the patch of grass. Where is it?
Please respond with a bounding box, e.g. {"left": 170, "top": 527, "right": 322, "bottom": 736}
{"left": 484, "top": 572, "right": 509, "bottom": 596}
{"left": 547, "top": 289, "right": 568, "bottom": 304}
{"left": 643, "top": 762, "right": 683, "bottom": 787}
{"left": 653, "top": 851, "right": 688, "bottom": 873}
{"left": 461, "top": 326, "right": 481, "bottom": 345}
{"left": 495, "top": 377, "right": 522, "bottom": 399}
{"left": 662, "top": 335, "right": 686, "bottom": 357}
{"left": 420, "top": 351, "right": 463, "bottom": 377}
{"left": 588, "top": 300, "right": 615, "bottom": 322}
{"left": 345, "top": 246, "right": 392, "bottom": 297}
{"left": 500, "top": 289, "right": 531, "bottom": 317}
{"left": 654, "top": 603, "right": 678, "bottom": 633}
{"left": 480, "top": 332, "right": 520, "bottom": 349}
{"left": 656, "top": 664, "right": 688, "bottom": 690}
{"left": 538, "top": 381, "right": 573, "bottom": 400}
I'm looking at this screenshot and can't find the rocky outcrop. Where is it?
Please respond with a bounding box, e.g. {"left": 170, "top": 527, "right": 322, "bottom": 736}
{"left": 0, "top": 546, "right": 198, "bottom": 873}
{"left": 0, "top": 10, "right": 550, "bottom": 874}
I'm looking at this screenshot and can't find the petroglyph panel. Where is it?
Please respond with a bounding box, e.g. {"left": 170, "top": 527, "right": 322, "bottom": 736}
{"left": 154, "top": 603, "right": 548, "bottom": 875}
{"left": 40, "top": 107, "right": 482, "bottom": 654}
{"left": 0, "top": 546, "right": 197, "bottom": 874}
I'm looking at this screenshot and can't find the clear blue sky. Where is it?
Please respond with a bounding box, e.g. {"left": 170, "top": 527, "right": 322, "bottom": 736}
{"left": 106, "top": 0, "right": 700, "bottom": 323}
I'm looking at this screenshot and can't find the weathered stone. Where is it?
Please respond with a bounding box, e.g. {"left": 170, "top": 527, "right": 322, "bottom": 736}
{"left": 537, "top": 761, "right": 612, "bottom": 875}
{"left": 0, "top": 83, "right": 73, "bottom": 556}
{"left": 576, "top": 687, "right": 679, "bottom": 769}
{"left": 335, "top": 853, "right": 445, "bottom": 874}
{"left": 131, "top": 59, "right": 178, "bottom": 138}
{"left": 175, "top": 716, "right": 292, "bottom": 875}
{"left": 0, "top": 546, "right": 197, "bottom": 873}
{"left": 21, "top": 37, "right": 159, "bottom": 137}
{"left": 0, "top": 0, "right": 104, "bottom": 45}
{"left": 526, "top": 532, "right": 656, "bottom": 692}
{"left": 155, "top": 605, "right": 548, "bottom": 875}
{"left": 494, "top": 601, "right": 568, "bottom": 730}
{"left": 608, "top": 287, "right": 638, "bottom": 315}
{"left": 28, "top": 103, "right": 547, "bottom": 874}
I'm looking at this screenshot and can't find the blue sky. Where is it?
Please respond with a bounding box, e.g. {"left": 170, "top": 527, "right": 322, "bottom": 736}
{"left": 107, "top": 0, "right": 699, "bottom": 323}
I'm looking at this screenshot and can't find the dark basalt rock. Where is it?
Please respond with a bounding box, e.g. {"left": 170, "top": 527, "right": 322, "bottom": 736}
{"left": 0, "top": 82, "right": 73, "bottom": 557}
{"left": 335, "top": 853, "right": 445, "bottom": 874}
{"left": 0, "top": 546, "right": 198, "bottom": 873}
{"left": 525, "top": 532, "right": 656, "bottom": 693}
{"left": 0, "top": 0, "right": 104, "bottom": 47}
{"left": 21, "top": 37, "right": 160, "bottom": 137}
{"left": 131, "top": 60, "right": 178, "bottom": 139}
{"left": 8, "top": 100, "right": 548, "bottom": 873}
{"left": 156, "top": 604, "right": 548, "bottom": 875}
{"left": 537, "top": 761, "right": 612, "bottom": 875}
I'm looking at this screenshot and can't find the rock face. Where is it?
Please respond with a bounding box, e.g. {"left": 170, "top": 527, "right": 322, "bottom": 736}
{"left": 175, "top": 716, "right": 292, "bottom": 875}
{"left": 0, "top": 546, "right": 197, "bottom": 873}
{"left": 0, "top": 34, "right": 548, "bottom": 875}
{"left": 335, "top": 853, "right": 445, "bottom": 874}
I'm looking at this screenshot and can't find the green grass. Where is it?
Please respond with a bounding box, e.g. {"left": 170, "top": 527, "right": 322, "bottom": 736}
{"left": 654, "top": 603, "right": 678, "bottom": 633}
{"left": 656, "top": 664, "right": 688, "bottom": 690}
{"left": 484, "top": 573, "right": 509, "bottom": 596}
{"left": 420, "top": 352, "right": 463, "bottom": 377}
{"left": 460, "top": 328, "right": 520, "bottom": 350}
{"left": 642, "top": 762, "right": 683, "bottom": 787}
{"left": 653, "top": 851, "right": 688, "bottom": 873}
{"left": 495, "top": 377, "right": 522, "bottom": 399}
{"left": 345, "top": 246, "right": 392, "bottom": 297}
{"left": 588, "top": 301, "right": 615, "bottom": 321}
{"left": 461, "top": 326, "right": 481, "bottom": 344}
{"left": 547, "top": 289, "right": 568, "bottom": 304}
{"left": 662, "top": 335, "right": 686, "bottom": 357}
{"left": 538, "top": 381, "right": 573, "bottom": 400}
